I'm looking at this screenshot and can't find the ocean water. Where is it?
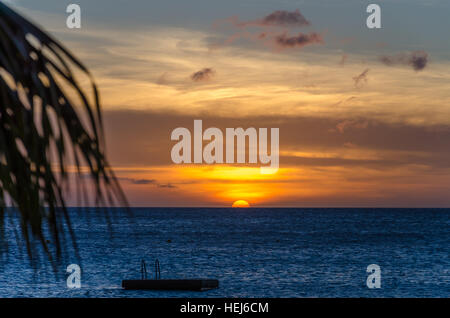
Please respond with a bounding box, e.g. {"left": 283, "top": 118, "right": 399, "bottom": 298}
{"left": 0, "top": 208, "right": 449, "bottom": 297}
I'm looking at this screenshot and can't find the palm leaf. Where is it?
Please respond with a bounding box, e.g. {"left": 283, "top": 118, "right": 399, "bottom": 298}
{"left": 0, "top": 3, "right": 127, "bottom": 264}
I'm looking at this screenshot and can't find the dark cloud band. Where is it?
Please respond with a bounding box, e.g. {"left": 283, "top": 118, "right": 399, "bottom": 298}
{"left": 260, "top": 9, "right": 310, "bottom": 27}
{"left": 379, "top": 51, "right": 428, "bottom": 71}
{"left": 191, "top": 68, "right": 215, "bottom": 81}
{"left": 274, "top": 32, "right": 323, "bottom": 48}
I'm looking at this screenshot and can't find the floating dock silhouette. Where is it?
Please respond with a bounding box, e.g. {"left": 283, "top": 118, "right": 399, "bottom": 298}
{"left": 122, "top": 259, "right": 219, "bottom": 291}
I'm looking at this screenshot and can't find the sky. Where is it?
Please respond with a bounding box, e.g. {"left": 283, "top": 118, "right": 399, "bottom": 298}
{"left": 4, "top": 0, "right": 450, "bottom": 207}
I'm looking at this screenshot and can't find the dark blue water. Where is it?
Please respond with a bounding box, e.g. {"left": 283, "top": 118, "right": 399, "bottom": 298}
{"left": 0, "top": 208, "right": 449, "bottom": 297}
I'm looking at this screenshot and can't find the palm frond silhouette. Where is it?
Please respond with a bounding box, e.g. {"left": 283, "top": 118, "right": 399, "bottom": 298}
{"left": 0, "top": 3, "right": 127, "bottom": 263}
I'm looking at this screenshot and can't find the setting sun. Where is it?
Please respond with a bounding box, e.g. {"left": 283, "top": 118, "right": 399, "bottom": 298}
{"left": 232, "top": 200, "right": 250, "bottom": 208}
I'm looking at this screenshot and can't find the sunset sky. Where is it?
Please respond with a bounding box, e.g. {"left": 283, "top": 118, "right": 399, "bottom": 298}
{"left": 6, "top": 0, "right": 450, "bottom": 207}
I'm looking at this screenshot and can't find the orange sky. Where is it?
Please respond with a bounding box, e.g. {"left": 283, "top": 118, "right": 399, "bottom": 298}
{"left": 12, "top": 2, "right": 450, "bottom": 207}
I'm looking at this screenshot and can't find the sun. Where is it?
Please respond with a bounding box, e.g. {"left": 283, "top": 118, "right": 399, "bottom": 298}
{"left": 232, "top": 200, "right": 250, "bottom": 208}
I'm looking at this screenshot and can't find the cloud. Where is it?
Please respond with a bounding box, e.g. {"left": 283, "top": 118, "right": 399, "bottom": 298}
{"left": 128, "top": 178, "right": 157, "bottom": 185}
{"left": 156, "top": 72, "right": 170, "bottom": 85}
{"left": 339, "top": 54, "right": 348, "bottom": 66}
{"left": 409, "top": 51, "right": 428, "bottom": 70}
{"left": 117, "top": 177, "right": 156, "bottom": 185}
{"left": 191, "top": 68, "right": 215, "bottom": 82}
{"left": 103, "top": 109, "right": 450, "bottom": 169}
{"left": 335, "top": 119, "right": 369, "bottom": 133}
{"left": 379, "top": 51, "right": 429, "bottom": 71}
{"left": 333, "top": 96, "right": 356, "bottom": 107}
{"left": 212, "top": 9, "right": 322, "bottom": 51}
{"left": 343, "top": 142, "right": 357, "bottom": 148}
{"left": 274, "top": 32, "right": 323, "bottom": 49}
{"left": 157, "top": 183, "right": 177, "bottom": 189}
{"left": 118, "top": 177, "right": 177, "bottom": 188}
{"left": 100, "top": 110, "right": 450, "bottom": 208}
{"left": 258, "top": 9, "right": 310, "bottom": 27}
{"left": 352, "top": 68, "right": 369, "bottom": 88}
{"left": 226, "top": 9, "right": 311, "bottom": 28}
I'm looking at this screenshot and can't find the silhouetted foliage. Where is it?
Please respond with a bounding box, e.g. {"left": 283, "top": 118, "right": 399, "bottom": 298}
{"left": 0, "top": 3, "right": 127, "bottom": 264}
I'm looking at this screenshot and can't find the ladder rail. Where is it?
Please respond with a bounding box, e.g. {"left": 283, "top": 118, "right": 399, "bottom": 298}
{"left": 155, "top": 259, "right": 161, "bottom": 280}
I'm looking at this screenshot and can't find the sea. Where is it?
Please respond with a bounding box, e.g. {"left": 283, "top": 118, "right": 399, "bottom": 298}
{"left": 0, "top": 208, "right": 449, "bottom": 297}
